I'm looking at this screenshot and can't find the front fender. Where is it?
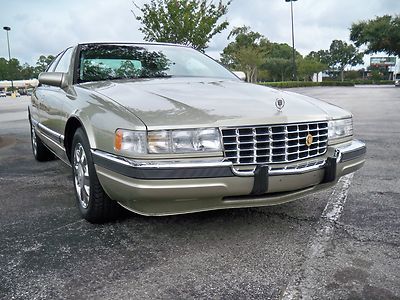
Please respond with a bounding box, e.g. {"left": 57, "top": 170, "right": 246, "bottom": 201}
{"left": 66, "top": 88, "right": 146, "bottom": 153}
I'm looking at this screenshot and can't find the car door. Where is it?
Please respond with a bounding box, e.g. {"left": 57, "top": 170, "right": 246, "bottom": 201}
{"left": 31, "top": 53, "right": 61, "bottom": 130}
{"left": 36, "top": 47, "right": 74, "bottom": 158}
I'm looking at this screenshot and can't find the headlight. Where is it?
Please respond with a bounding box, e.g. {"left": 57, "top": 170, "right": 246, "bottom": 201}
{"left": 114, "top": 128, "right": 222, "bottom": 155}
{"left": 148, "top": 128, "right": 222, "bottom": 154}
{"left": 328, "top": 118, "right": 353, "bottom": 141}
{"left": 114, "top": 129, "right": 147, "bottom": 155}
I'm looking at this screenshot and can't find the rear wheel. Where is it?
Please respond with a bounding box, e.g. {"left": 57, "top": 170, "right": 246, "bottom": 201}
{"left": 71, "top": 128, "right": 121, "bottom": 223}
{"left": 30, "top": 121, "right": 54, "bottom": 161}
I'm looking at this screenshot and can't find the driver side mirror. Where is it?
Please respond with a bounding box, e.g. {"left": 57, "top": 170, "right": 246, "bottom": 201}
{"left": 38, "top": 72, "right": 68, "bottom": 88}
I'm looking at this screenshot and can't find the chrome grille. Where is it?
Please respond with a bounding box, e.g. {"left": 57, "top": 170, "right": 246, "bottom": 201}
{"left": 221, "top": 121, "right": 328, "bottom": 165}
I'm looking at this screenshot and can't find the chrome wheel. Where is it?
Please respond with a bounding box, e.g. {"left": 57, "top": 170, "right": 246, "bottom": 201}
{"left": 73, "top": 143, "right": 90, "bottom": 209}
{"left": 31, "top": 126, "right": 37, "bottom": 156}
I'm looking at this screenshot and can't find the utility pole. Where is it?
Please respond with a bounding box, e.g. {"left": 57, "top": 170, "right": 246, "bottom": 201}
{"left": 285, "top": 0, "right": 297, "bottom": 80}
{"left": 3, "top": 26, "right": 15, "bottom": 96}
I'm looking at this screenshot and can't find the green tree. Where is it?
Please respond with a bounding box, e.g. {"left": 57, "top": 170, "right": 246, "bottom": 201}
{"left": 0, "top": 58, "right": 35, "bottom": 80}
{"left": 328, "top": 40, "right": 363, "bottom": 81}
{"left": 350, "top": 15, "right": 400, "bottom": 57}
{"left": 34, "top": 55, "right": 55, "bottom": 76}
{"left": 4, "top": 58, "right": 22, "bottom": 80}
{"left": 0, "top": 57, "right": 9, "bottom": 80}
{"left": 263, "top": 42, "right": 302, "bottom": 81}
{"left": 221, "top": 27, "right": 303, "bottom": 82}
{"left": 264, "top": 58, "right": 292, "bottom": 81}
{"left": 296, "top": 57, "right": 327, "bottom": 81}
{"left": 133, "top": 0, "right": 231, "bottom": 51}
{"left": 220, "top": 26, "right": 268, "bottom": 83}
{"left": 266, "top": 42, "right": 295, "bottom": 60}
{"left": 369, "top": 68, "right": 384, "bottom": 81}
{"left": 306, "top": 50, "right": 331, "bottom": 66}
{"left": 20, "top": 63, "right": 35, "bottom": 79}
{"left": 0, "top": 55, "right": 55, "bottom": 81}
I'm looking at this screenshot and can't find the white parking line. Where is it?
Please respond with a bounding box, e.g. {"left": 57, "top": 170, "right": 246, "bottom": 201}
{"left": 281, "top": 173, "right": 354, "bottom": 300}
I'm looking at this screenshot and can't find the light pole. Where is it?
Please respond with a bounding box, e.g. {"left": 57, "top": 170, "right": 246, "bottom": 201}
{"left": 285, "top": 0, "right": 297, "bottom": 80}
{"left": 3, "top": 26, "right": 14, "bottom": 95}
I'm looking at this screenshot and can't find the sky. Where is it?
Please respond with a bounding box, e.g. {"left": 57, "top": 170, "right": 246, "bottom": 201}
{"left": 1, "top": 0, "right": 399, "bottom": 66}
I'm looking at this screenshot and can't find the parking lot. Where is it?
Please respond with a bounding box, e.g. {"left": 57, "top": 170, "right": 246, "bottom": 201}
{"left": 0, "top": 86, "right": 399, "bottom": 299}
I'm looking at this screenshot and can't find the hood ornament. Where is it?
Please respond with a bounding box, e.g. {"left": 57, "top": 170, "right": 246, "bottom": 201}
{"left": 275, "top": 98, "right": 285, "bottom": 111}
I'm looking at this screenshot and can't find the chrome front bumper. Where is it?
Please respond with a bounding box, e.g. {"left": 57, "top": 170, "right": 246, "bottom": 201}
{"left": 92, "top": 139, "right": 366, "bottom": 179}
{"left": 92, "top": 140, "right": 366, "bottom": 215}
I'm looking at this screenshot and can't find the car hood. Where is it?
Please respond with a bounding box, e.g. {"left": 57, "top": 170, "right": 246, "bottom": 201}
{"left": 80, "top": 78, "right": 351, "bottom": 129}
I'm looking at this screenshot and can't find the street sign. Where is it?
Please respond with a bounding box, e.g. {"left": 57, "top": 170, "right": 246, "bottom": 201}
{"left": 370, "top": 57, "right": 396, "bottom": 67}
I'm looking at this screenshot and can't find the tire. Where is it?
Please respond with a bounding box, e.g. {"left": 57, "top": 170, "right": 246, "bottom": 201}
{"left": 71, "top": 128, "right": 121, "bottom": 223}
{"left": 30, "top": 121, "right": 54, "bottom": 161}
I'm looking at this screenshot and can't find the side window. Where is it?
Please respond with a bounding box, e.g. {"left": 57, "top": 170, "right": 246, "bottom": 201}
{"left": 54, "top": 47, "right": 74, "bottom": 73}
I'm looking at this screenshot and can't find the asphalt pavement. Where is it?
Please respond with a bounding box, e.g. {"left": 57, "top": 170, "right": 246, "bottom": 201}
{"left": 0, "top": 87, "right": 399, "bottom": 300}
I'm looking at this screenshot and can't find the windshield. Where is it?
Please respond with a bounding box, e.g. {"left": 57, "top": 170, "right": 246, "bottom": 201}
{"left": 396, "top": 74, "right": 400, "bottom": 80}
{"left": 78, "top": 44, "right": 237, "bottom": 82}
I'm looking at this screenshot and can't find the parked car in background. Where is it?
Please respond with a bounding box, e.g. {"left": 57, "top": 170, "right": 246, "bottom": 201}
{"left": 0, "top": 91, "right": 6, "bottom": 97}
{"left": 29, "top": 42, "right": 366, "bottom": 223}
{"left": 394, "top": 73, "right": 400, "bottom": 87}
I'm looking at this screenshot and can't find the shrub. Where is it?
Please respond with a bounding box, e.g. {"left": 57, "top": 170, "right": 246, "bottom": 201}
{"left": 351, "top": 80, "right": 393, "bottom": 85}
{"left": 259, "top": 80, "right": 393, "bottom": 88}
{"left": 259, "top": 81, "right": 353, "bottom": 88}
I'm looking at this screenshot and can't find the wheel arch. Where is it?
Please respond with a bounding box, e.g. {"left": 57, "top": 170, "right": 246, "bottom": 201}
{"left": 64, "top": 116, "right": 95, "bottom": 163}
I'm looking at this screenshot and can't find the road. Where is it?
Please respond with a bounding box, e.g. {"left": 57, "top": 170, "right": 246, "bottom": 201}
{"left": 0, "top": 87, "right": 399, "bottom": 300}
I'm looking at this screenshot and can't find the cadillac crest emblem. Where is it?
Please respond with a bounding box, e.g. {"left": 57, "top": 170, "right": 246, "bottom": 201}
{"left": 305, "top": 134, "right": 313, "bottom": 147}
{"left": 275, "top": 98, "right": 285, "bottom": 111}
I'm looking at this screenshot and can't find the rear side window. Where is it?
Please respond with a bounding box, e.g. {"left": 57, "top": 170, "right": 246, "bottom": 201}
{"left": 54, "top": 47, "right": 74, "bottom": 73}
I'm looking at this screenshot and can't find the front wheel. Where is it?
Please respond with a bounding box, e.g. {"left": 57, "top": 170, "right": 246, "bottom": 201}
{"left": 71, "top": 128, "right": 121, "bottom": 223}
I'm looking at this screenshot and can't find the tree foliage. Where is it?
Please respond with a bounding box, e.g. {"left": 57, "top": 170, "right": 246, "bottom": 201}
{"left": 133, "top": 0, "right": 231, "bottom": 51}
{"left": 35, "top": 55, "right": 55, "bottom": 74}
{"left": 308, "top": 40, "right": 363, "bottom": 81}
{"left": 296, "top": 57, "right": 327, "bottom": 81}
{"left": 350, "top": 15, "right": 400, "bottom": 56}
{"left": 221, "top": 26, "right": 305, "bottom": 82}
{"left": 263, "top": 58, "right": 292, "bottom": 82}
{"left": 263, "top": 43, "right": 302, "bottom": 81}
{"left": 220, "top": 26, "right": 269, "bottom": 83}
{"left": 0, "top": 58, "right": 21, "bottom": 81}
{"left": 329, "top": 40, "right": 363, "bottom": 81}
{"left": 0, "top": 55, "right": 55, "bottom": 81}
{"left": 306, "top": 50, "right": 330, "bottom": 65}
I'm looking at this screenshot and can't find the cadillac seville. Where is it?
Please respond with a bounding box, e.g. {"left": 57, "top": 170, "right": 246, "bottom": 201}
{"left": 29, "top": 43, "right": 366, "bottom": 223}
